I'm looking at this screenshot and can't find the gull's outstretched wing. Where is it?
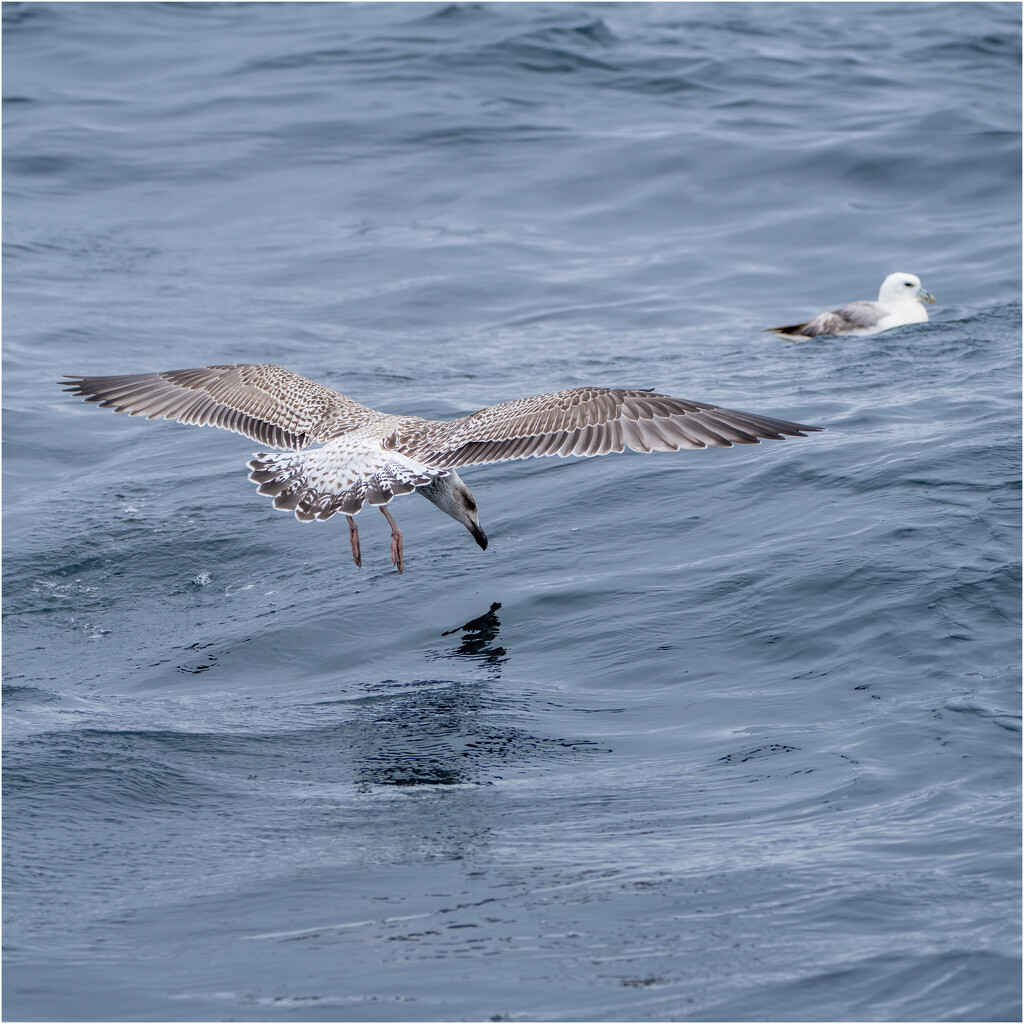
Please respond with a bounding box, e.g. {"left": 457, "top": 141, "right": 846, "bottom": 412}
{"left": 61, "top": 364, "right": 378, "bottom": 450}
{"left": 387, "top": 387, "right": 820, "bottom": 469}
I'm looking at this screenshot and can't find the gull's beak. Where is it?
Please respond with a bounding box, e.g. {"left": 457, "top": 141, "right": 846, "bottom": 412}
{"left": 917, "top": 286, "right": 936, "bottom": 304}
{"left": 469, "top": 522, "right": 488, "bottom": 550}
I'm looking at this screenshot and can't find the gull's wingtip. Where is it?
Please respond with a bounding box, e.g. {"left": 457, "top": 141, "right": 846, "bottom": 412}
{"left": 785, "top": 423, "right": 825, "bottom": 437}
{"left": 764, "top": 326, "right": 814, "bottom": 343}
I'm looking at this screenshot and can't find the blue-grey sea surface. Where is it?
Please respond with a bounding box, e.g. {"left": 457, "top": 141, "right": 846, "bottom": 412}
{"left": 3, "top": 3, "right": 1021, "bottom": 1021}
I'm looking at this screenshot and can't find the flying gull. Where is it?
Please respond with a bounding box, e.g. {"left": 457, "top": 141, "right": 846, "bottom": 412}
{"left": 767, "top": 272, "right": 935, "bottom": 340}
{"left": 62, "top": 364, "right": 822, "bottom": 572}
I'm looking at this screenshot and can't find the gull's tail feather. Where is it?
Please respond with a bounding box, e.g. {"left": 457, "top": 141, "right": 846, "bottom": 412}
{"left": 247, "top": 445, "right": 435, "bottom": 522}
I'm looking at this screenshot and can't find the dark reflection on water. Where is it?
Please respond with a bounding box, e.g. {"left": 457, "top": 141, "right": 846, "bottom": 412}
{"left": 434, "top": 600, "right": 507, "bottom": 676}
{"left": 348, "top": 601, "right": 603, "bottom": 788}
{"left": 352, "top": 682, "right": 490, "bottom": 788}
{"left": 350, "top": 677, "right": 606, "bottom": 790}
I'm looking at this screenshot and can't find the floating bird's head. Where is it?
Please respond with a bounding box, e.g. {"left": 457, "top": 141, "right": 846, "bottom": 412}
{"left": 881, "top": 272, "right": 935, "bottom": 305}
{"left": 420, "top": 471, "right": 488, "bottom": 550}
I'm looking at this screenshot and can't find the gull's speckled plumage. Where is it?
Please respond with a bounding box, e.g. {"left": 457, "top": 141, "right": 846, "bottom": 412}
{"left": 62, "top": 364, "right": 821, "bottom": 572}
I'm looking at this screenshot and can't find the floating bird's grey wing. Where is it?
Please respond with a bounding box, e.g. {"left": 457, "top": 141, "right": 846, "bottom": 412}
{"left": 61, "top": 363, "right": 378, "bottom": 449}
{"left": 388, "top": 388, "right": 821, "bottom": 469}
{"left": 770, "top": 300, "right": 887, "bottom": 338}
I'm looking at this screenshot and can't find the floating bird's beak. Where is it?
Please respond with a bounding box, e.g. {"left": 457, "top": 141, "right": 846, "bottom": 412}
{"left": 917, "top": 287, "right": 935, "bottom": 304}
{"left": 469, "top": 522, "right": 488, "bottom": 550}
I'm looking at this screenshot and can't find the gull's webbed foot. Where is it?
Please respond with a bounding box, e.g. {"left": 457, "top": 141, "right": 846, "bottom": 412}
{"left": 380, "top": 505, "right": 404, "bottom": 574}
{"left": 346, "top": 515, "right": 362, "bottom": 568}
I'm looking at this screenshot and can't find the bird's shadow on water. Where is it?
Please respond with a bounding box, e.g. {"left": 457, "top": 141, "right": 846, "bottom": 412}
{"left": 349, "top": 601, "right": 603, "bottom": 789}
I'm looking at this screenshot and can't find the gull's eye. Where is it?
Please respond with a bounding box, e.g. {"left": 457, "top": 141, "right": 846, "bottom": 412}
{"left": 465, "top": 497, "right": 477, "bottom": 512}
{"left": 905, "top": 281, "right": 914, "bottom": 286}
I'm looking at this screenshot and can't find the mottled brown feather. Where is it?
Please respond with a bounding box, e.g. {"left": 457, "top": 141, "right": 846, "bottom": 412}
{"left": 389, "top": 387, "right": 819, "bottom": 468}
{"left": 61, "top": 364, "right": 377, "bottom": 450}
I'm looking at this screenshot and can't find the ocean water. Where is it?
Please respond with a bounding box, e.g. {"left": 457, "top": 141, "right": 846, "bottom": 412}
{"left": 2, "top": 3, "right": 1020, "bottom": 1021}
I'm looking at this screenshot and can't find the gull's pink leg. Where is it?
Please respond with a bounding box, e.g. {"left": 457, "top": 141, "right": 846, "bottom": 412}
{"left": 346, "top": 515, "right": 362, "bottom": 568}
{"left": 379, "top": 505, "right": 404, "bottom": 574}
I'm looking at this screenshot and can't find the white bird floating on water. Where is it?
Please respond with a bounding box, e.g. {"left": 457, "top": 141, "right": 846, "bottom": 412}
{"left": 62, "top": 364, "right": 821, "bottom": 572}
{"left": 767, "top": 272, "right": 935, "bottom": 340}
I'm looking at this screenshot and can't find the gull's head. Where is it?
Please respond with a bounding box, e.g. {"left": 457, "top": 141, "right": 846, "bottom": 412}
{"left": 881, "top": 271, "right": 935, "bottom": 306}
{"left": 420, "top": 470, "right": 487, "bottom": 550}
